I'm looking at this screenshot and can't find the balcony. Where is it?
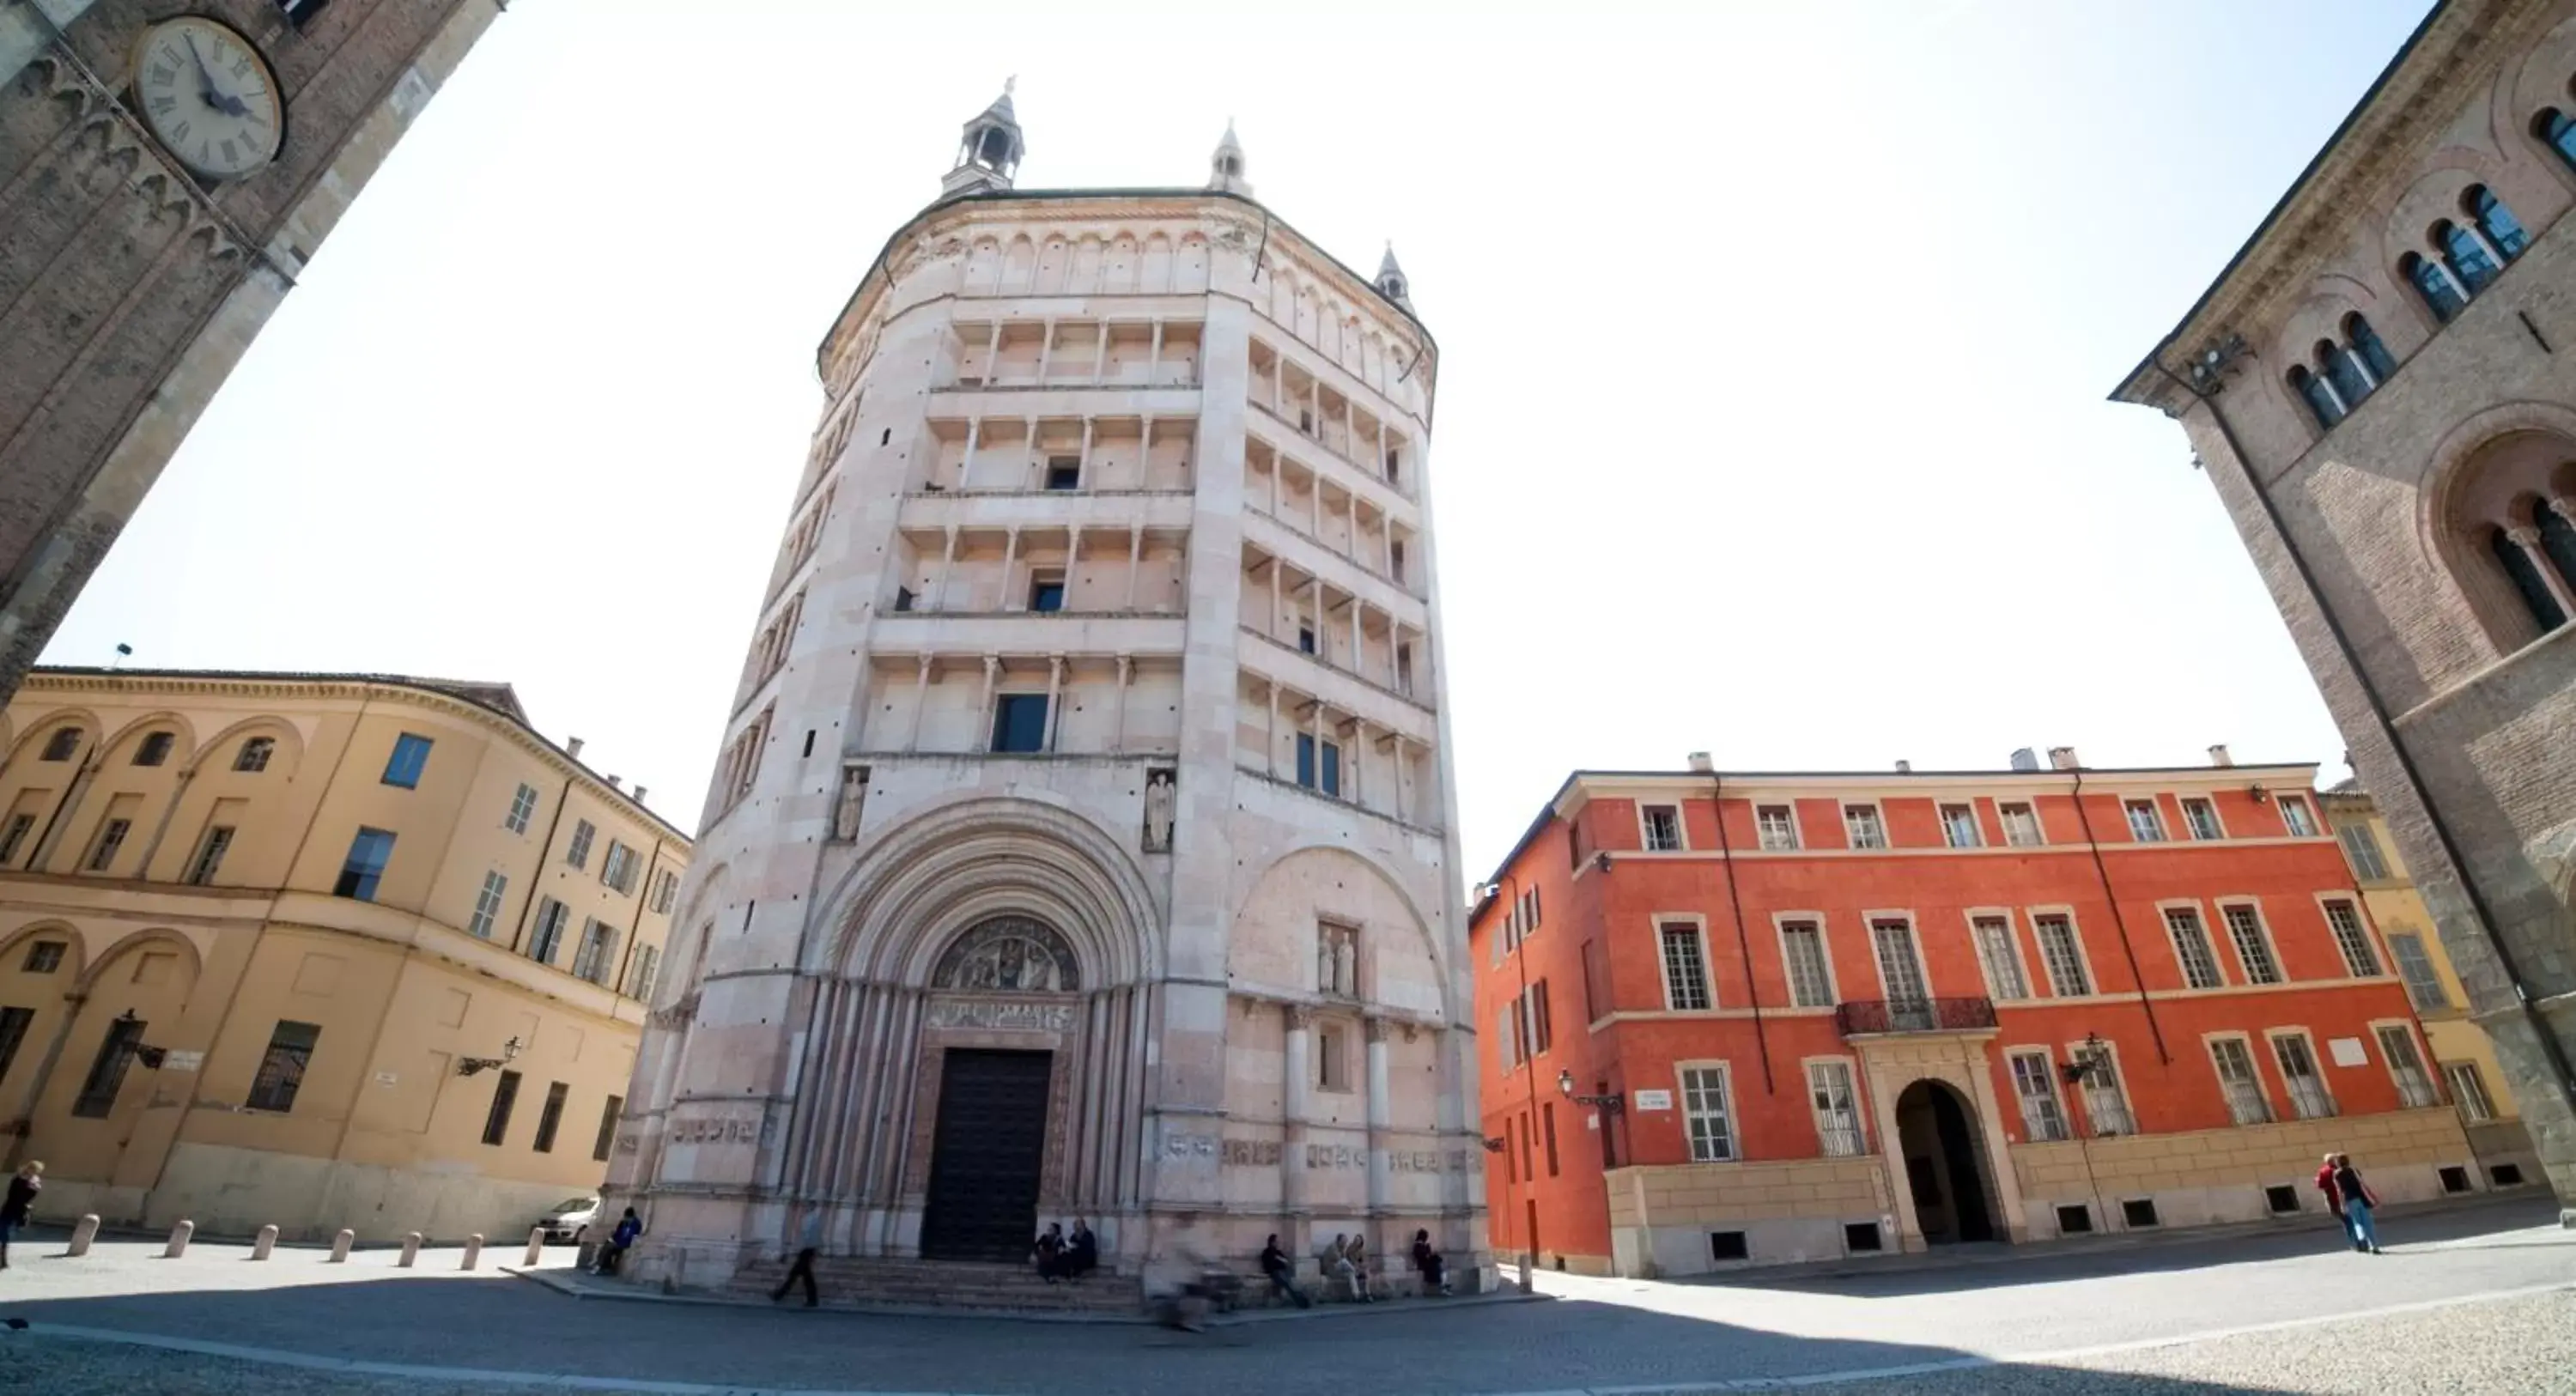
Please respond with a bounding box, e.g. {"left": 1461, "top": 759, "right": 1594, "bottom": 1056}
{"left": 1835, "top": 997, "right": 1996, "bottom": 1036}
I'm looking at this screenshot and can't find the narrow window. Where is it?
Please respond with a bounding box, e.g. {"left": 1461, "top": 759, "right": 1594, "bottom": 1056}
{"left": 2289, "top": 366, "right": 2343, "bottom": 428}
{"left": 1526, "top": 980, "right": 1552, "bottom": 1054}
{"left": 2375, "top": 1025, "right": 2438, "bottom": 1109}
{"left": 1641, "top": 804, "right": 1684, "bottom": 851}
{"left": 565, "top": 819, "right": 596, "bottom": 869}
{"left": 133, "top": 731, "right": 174, "bottom": 768}
{"left": 2272, "top": 1034, "right": 2336, "bottom": 1120}
{"left": 1971, "top": 915, "right": 2029, "bottom": 1001}
{"left": 2436, "top": 220, "right": 2499, "bottom": 294}
{"left": 1680, "top": 1065, "right": 1735, "bottom": 1162}
{"left": 2342, "top": 821, "right": 2397, "bottom": 879}
{"left": 245, "top": 1021, "right": 321, "bottom": 1112}
{"left": 2320, "top": 339, "right": 2370, "bottom": 414}
{"left": 601, "top": 841, "right": 636, "bottom": 894}
{"left": 1870, "top": 918, "right": 1930, "bottom": 1008}
{"left": 1807, "top": 1060, "right": 1863, "bottom": 1156}
{"left": 40, "top": 727, "right": 80, "bottom": 762}
{"left": 527, "top": 898, "right": 569, "bottom": 964}
{"left": 2493, "top": 525, "right": 2570, "bottom": 631}
{"left": 2276, "top": 795, "right": 2318, "bottom": 838}
{"left": 2009, "top": 1050, "right": 2069, "bottom": 1142}
{"left": 1841, "top": 804, "right": 1886, "bottom": 849}
{"left": 992, "top": 694, "right": 1049, "bottom": 754}
{"left": 1495, "top": 1005, "right": 1516, "bottom": 1073}
{"left": 2543, "top": 108, "right": 2576, "bottom": 170}
{"left": 381, "top": 732, "right": 433, "bottom": 789}
{"left": 2179, "top": 797, "right": 2222, "bottom": 841}
{"left": 481, "top": 1068, "right": 523, "bottom": 1145}
{"left": 2221, "top": 904, "right": 2282, "bottom": 985}
{"left": 0, "top": 814, "right": 34, "bottom": 866}
{"left": 2210, "top": 1037, "right": 2272, "bottom": 1125}
{"left": 2322, "top": 900, "right": 2382, "bottom": 977}
{"left": 2033, "top": 914, "right": 2091, "bottom": 997}
{"left": 1939, "top": 804, "right": 1980, "bottom": 848}
{"left": 1998, "top": 802, "right": 2043, "bottom": 847}
{"left": 1044, "top": 456, "right": 1081, "bottom": 491}
{"left": 72, "top": 1014, "right": 148, "bottom": 1118}
{"left": 22, "top": 941, "right": 64, "bottom": 973}
{"left": 1294, "top": 734, "right": 1342, "bottom": 796}
{"left": 1779, "top": 920, "right": 1833, "bottom": 1008}
{"left": 185, "top": 825, "right": 235, "bottom": 886}
{"left": 2402, "top": 252, "right": 2466, "bottom": 322}
{"left": 0, "top": 1006, "right": 33, "bottom": 1087}
{"left": 1755, "top": 804, "right": 1798, "bottom": 850}
{"left": 2445, "top": 1062, "right": 2496, "bottom": 1123}
{"left": 2387, "top": 932, "right": 2448, "bottom": 1011}
{"left": 2468, "top": 185, "right": 2528, "bottom": 259}
{"left": 467, "top": 871, "right": 508, "bottom": 938}
{"left": 1317, "top": 1026, "right": 1346, "bottom": 1090}
{"left": 2071, "top": 1041, "right": 2135, "bottom": 1135}
{"left": 1542, "top": 1101, "right": 1560, "bottom": 1176}
{"left": 1028, "top": 570, "right": 1066, "bottom": 613}
{"left": 234, "top": 737, "right": 276, "bottom": 772}
{"left": 2347, "top": 314, "right": 2397, "bottom": 380}
{"left": 894, "top": 586, "right": 915, "bottom": 612}
{"left": 84, "top": 817, "right": 131, "bottom": 873}
{"left": 2123, "top": 799, "right": 2166, "bottom": 842}
{"left": 1297, "top": 623, "right": 1316, "bottom": 654}
{"left": 1580, "top": 938, "right": 1610, "bottom": 1023}
{"left": 2161, "top": 907, "right": 2224, "bottom": 990}
{"left": 504, "top": 782, "right": 539, "bottom": 834}
{"left": 532, "top": 1081, "right": 570, "bottom": 1152}
{"left": 335, "top": 827, "right": 395, "bottom": 901}
{"left": 628, "top": 944, "right": 661, "bottom": 1003}
{"left": 1659, "top": 922, "right": 1711, "bottom": 1011}
{"left": 593, "top": 1095, "right": 623, "bottom": 1162}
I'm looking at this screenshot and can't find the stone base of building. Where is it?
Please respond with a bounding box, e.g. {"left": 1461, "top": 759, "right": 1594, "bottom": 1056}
{"left": 1606, "top": 1156, "right": 1895, "bottom": 1278}
{"left": 2462, "top": 1118, "right": 2543, "bottom": 1191}
{"left": 38, "top": 1141, "right": 591, "bottom": 1245}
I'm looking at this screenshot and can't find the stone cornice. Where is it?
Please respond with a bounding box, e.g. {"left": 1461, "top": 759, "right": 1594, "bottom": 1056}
{"left": 17, "top": 669, "right": 690, "bottom": 846}
{"left": 2113, "top": 0, "right": 2536, "bottom": 410}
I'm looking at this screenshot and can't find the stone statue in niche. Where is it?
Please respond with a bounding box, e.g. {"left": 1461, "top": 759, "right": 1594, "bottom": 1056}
{"left": 1319, "top": 923, "right": 1358, "bottom": 998}
{"left": 1142, "top": 768, "right": 1176, "bottom": 853}
{"left": 833, "top": 765, "right": 869, "bottom": 842}
{"left": 933, "top": 915, "right": 1080, "bottom": 992}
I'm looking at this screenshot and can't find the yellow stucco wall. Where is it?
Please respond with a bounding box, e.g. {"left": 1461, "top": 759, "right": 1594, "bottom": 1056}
{"left": 0, "top": 670, "right": 689, "bottom": 1241}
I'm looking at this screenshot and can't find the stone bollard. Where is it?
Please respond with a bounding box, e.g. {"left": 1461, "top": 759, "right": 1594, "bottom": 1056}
{"left": 328, "top": 1229, "right": 355, "bottom": 1263}
{"left": 398, "top": 1231, "right": 422, "bottom": 1268}
{"left": 251, "top": 1225, "right": 278, "bottom": 1261}
{"left": 161, "top": 1219, "right": 195, "bottom": 1259}
{"left": 460, "top": 1234, "right": 483, "bottom": 1271}
{"left": 523, "top": 1227, "right": 546, "bottom": 1268}
{"left": 65, "top": 1214, "right": 100, "bottom": 1258}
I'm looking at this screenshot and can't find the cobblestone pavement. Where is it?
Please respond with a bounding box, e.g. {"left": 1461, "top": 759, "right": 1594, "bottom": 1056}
{"left": 0, "top": 1196, "right": 2570, "bottom": 1394}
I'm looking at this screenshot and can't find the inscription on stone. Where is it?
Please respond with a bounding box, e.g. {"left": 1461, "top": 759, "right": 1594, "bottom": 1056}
{"left": 667, "top": 1116, "right": 769, "bottom": 1145}
{"left": 928, "top": 998, "right": 1077, "bottom": 1033}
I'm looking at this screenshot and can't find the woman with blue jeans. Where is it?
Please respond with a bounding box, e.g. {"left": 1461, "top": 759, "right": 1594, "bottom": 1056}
{"left": 2332, "top": 1154, "right": 2383, "bottom": 1254}
{"left": 0, "top": 1160, "right": 41, "bottom": 1270}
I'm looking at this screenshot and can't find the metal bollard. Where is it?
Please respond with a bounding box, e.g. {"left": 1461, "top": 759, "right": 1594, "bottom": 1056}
{"left": 251, "top": 1224, "right": 278, "bottom": 1261}
{"left": 65, "top": 1214, "right": 100, "bottom": 1258}
{"left": 460, "top": 1234, "right": 483, "bottom": 1271}
{"left": 328, "top": 1229, "right": 355, "bottom": 1263}
{"left": 398, "top": 1231, "right": 422, "bottom": 1268}
{"left": 523, "top": 1227, "right": 546, "bottom": 1267}
{"left": 162, "top": 1219, "right": 194, "bottom": 1259}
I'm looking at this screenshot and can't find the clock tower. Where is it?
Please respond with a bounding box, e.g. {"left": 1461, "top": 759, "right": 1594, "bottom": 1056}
{"left": 0, "top": 1, "right": 503, "bottom": 701}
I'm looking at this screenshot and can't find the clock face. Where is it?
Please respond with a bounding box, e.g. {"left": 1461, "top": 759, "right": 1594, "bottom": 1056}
{"left": 130, "top": 17, "right": 283, "bottom": 181}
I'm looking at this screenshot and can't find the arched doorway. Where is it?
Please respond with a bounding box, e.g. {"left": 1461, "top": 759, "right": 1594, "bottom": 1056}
{"left": 915, "top": 916, "right": 1081, "bottom": 1261}
{"left": 1893, "top": 1080, "right": 1995, "bottom": 1244}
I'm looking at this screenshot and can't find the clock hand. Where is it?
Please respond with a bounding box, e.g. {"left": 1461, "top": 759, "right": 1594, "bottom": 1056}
{"left": 183, "top": 34, "right": 251, "bottom": 118}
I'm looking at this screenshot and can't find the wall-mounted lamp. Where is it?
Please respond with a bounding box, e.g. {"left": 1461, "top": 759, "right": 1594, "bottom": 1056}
{"left": 1479, "top": 1136, "right": 1507, "bottom": 1154}
{"left": 114, "top": 1009, "right": 169, "bottom": 1070}
{"left": 2058, "top": 1032, "right": 2112, "bottom": 1087}
{"left": 456, "top": 1036, "right": 525, "bottom": 1077}
{"left": 2246, "top": 784, "right": 2271, "bottom": 804}
{"left": 1558, "top": 1069, "right": 1623, "bottom": 1115}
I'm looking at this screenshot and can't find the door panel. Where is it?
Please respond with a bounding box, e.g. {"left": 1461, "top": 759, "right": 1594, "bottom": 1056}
{"left": 920, "top": 1048, "right": 1052, "bottom": 1261}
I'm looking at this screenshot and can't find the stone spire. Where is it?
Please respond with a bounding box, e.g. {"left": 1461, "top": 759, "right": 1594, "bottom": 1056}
{"left": 1206, "top": 118, "right": 1251, "bottom": 196}
{"left": 1375, "top": 243, "right": 1413, "bottom": 310}
{"left": 940, "top": 78, "right": 1026, "bottom": 202}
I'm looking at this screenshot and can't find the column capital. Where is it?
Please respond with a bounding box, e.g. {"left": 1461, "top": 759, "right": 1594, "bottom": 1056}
{"left": 1284, "top": 1003, "right": 1313, "bottom": 1030}
{"left": 2549, "top": 496, "right": 2576, "bottom": 523}
{"left": 1364, "top": 1016, "right": 1390, "bottom": 1044}
{"left": 2507, "top": 525, "right": 2543, "bottom": 548}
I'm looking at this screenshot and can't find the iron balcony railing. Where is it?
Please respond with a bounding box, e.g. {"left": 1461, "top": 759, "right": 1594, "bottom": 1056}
{"left": 1834, "top": 997, "right": 1998, "bottom": 1036}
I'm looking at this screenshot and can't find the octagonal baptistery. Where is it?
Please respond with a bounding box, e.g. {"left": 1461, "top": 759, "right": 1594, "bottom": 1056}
{"left": 607, "top": 88, "right": 1483, "bottom": 1299}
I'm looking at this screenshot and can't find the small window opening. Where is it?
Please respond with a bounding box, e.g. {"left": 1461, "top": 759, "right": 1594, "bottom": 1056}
{"left": 801, "top": 730, "right": 816, "bottom": 758}
{"left": 2492, "top": 1163, "right": 2526, "bottom": 1187}
{"left": 2439, "top": 1164, "right": 2472, "bottom": 1194}
{"left": 2056, "top": 1204, "right": 2094, "bottom": 1234}
{"left": 2264, "top": 1185, "right": 2300, "bottom": 1215}
{"left": 1842, "top": 1222, "right": 1882, "bottom": 1253}
{"left": 894, "top": 586, "right": 915, "bottom": 612}
{"left": 1045, "top": 457, "right": 1081, "bottom": 491}
{"left": 2121, "top": 1199, "right": 2160, "bottom": 1229}
{"left": 1029, "top": 572, "right": 1066, "bottom": 613}
{"left": 1706, "top": 1230, "right": 1749, "bottom": 1262}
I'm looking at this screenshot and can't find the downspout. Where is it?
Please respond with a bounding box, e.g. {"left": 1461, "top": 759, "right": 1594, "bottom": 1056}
{"left": 2067, "top": 768, "right": 2171, "bottom": 1065}
{"left": 1709, "top": 772, "right": 1773, "bottom": 1093}
{"left": 2153, "top": 356, "right": 2576, "bottom": 1116}
{"left": 508, "top": 771, "right": 576, "bottom": 956}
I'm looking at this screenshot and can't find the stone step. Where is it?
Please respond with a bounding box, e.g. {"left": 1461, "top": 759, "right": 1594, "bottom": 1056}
{"left": 728, "top": 1257, "right": 1139, "bottom": 1313}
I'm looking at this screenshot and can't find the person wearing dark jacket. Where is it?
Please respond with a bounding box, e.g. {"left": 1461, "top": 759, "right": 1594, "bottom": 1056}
{"left": 2315, "top": 1153, "right": 2358, "bottom": 1249}
{"left": 1066, "top": 1218, "right": 1098, "bottom": 1280}
{"left": 1411, "top": 1228, "right": 1451, "bottom": 1296}
{"left": 0, "top": 1161, "right": 40, "bottom": 1270}
{"left": 2332, "top": 1154, "right": 2384, "bottom": 1254}
{"left": 1261, "top": 1234, "right": 1310, "bottom": 1308}
{"left": 594, "top": 1207, "right": 642, "bottom": 1275}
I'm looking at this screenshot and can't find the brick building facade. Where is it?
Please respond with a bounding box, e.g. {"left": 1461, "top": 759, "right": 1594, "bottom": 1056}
{"left": 2110, "top": 0, "right": 2576, "bottom": 1218}
{"left": 0, "top": 1, "right": 500, "bottom": 703}
{"left": 1473, "top": 751, "right": 2481, "bottom": 1277}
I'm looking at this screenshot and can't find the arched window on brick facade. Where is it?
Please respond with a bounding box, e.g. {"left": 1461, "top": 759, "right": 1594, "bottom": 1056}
{"left": 2319, "top": 339, "right": 2370, "bottom": 414}
{"left": 2287, "top": 366, "right": 2342, "bottom": 429}
{"left": 2440, "top": 434, "right": 2576, "bottom": 652}
{"left": 2346, "top": 314, "right": 2397, "bottom": 381}
{"left": 2434, "top": 220, "right": 2500, "bottom": 295}
{"left": 2400, "top": 252, "right": 2466, "bottom": 323}
{"left": 2536, "top": 108, "right": 2576, "bottom": 171}
{"left": 2488, "top": 525, "right": 2567, "bottom": 634}
{"left": 2465, "top": 186, "right": 2528, "bottom": 261}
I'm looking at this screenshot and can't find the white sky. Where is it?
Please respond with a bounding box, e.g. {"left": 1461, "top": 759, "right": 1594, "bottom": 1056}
{"left": 48, "top": 0, "right": 2436, "bottom": 880}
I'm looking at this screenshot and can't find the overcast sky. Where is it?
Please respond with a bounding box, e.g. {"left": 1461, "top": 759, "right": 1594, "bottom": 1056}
{"left": 48, "top": 0, "right": 2435, "bottom": 880}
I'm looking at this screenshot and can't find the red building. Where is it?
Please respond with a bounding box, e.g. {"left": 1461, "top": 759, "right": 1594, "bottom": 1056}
{"left": 1472, "top": 749, "right": 2482, "bottom": 1277}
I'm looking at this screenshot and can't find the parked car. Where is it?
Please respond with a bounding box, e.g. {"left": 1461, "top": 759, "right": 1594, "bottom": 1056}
{"left": 536, "top": 1195, "right": 600, "bottom": 1244}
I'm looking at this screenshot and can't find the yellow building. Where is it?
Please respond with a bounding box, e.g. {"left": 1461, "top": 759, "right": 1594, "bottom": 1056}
{"left": 2322, "top": 785, "right": 2537, "bottom": 1189}
{"left": 0, "top": 668, "right": 687, "bottom": 1242}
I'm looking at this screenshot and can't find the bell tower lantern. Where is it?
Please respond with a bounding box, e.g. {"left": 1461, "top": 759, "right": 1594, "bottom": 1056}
{"left": 940, "top": 79, "right": 1026, "bottom": 201}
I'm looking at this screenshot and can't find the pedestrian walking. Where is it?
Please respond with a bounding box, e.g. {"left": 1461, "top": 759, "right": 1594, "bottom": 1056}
{"left": 1260, "top": 1233, "right": 1309, "bottom": 1308}
{"left": 0, "top": 1161, "right": 39, "bottom": 1270}
{"left": 771, "top": 1211, "right": 822, "bottom": 1307}
{"left": 2332, "top": 1153, "right": 2384, "bottom": 1254}
{"left": 2314, "top": 1153, "right": 2359, "bottom": 1249}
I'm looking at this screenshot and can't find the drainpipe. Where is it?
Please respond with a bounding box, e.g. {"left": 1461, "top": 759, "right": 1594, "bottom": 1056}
{"left": 509, "top": 771, "right": 576, "bottom": 956}
{"left": 2152, "top": 356, "right": 2576, "bottom": 1118}
{"left": 2067, "top": 768, "right": 2171, "bottom": 1065}
{"left": 1707, "top": 772, "right": 1773, "bottom": 1094}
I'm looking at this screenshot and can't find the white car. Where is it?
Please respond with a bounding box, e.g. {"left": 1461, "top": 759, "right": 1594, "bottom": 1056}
{"left": 536, "top": 1195, "right": 600, "bottom": 1244}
